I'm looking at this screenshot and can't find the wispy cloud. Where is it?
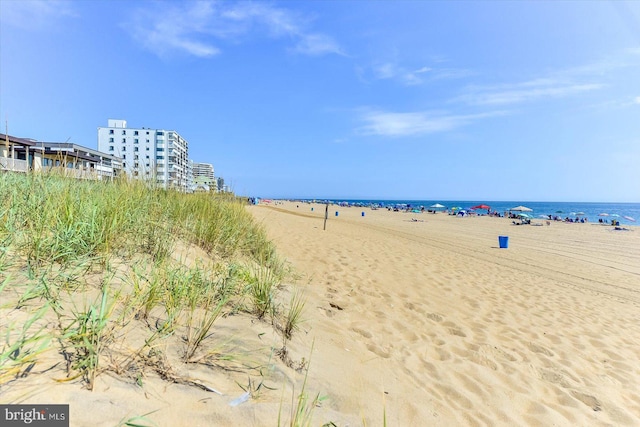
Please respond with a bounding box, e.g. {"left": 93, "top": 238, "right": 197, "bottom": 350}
{"left": 455, "top": 79, "right": 603, "bottom": 106}
{"left": 127, "top": 1, "right": 343, "bottom": 58}
{"left": 357, "top": 109, "right": 505, "bottom": 137}
{"left": 0, "top": 0, "right": 76, "bottom": 30}
{"left": 370, "top": 62, "right": 472, "bottom": 86}
{"left": 294, "top": 33, "right": 344, "bottom": 56}
{"left": 129, "top": 2, "right": 220, "bottom": 58}
{"left": 456, "top": 49, "right": 640, "bottom": 107}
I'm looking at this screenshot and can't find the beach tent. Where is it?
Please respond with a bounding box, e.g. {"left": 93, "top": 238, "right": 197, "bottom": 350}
{"left": 510, "top": 205, "right": 533, "bottom": 212}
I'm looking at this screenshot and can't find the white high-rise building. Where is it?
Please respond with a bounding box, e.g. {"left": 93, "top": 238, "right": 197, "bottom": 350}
{"left": 97, "top": 119, "right": 190, "bottom": 190}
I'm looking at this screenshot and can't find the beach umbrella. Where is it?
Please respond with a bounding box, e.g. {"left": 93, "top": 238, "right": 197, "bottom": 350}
{"left": 471, "top": 204, "right": 491, "bottom": 210}
{"left": 510, "top": 205, "right": 533, "bottom": 212}
{"left": 598, "top": 213, "right": 609, "bottom": 217}
{"left": 430, "top": 203, "right": 446, "bottom": 209}
{"left": 611, "top": 214, "right": 620, "bottom": 218}
{"left": 517, "top": 213, "right": 532, "bottom": 218}
{"left": 575, "top": 212, "right": 585, "bottom": 216}
{"left": 623, "top": 216, "right": 636, "bottom": 222}
{"left": 555, "top": 210, "right": 563, "bottom": 213}
{"left": 538, "top": 215, "right": 549, "bottom": 218}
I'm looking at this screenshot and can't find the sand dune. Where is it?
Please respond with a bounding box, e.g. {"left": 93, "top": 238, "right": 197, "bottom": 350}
{"left": 249, "top": 202, "right": 640, "bottom": 426}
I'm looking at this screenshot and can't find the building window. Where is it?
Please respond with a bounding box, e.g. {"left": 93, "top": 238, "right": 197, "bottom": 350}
{"left": 109, "top": 137, "right": 114, "bottom": 142}
{"left": 146, "top": 131, "right": 150, "bottom": 135}
{"left": 157, "top": 147, "right": 164, "bottom": 152}
{"left": 122, "top": 138, "right": 126, "bottom": 143}
{"left": 146, "top": 147, "right": 150, "bottom": 151}
{"left": 109, "top": 146, "right": 114, "bottom": 151}
{"left": 134, "top": 131, "right": 139, "bottom": 136}
{"left": 145, "top": 155, "right": 149, "bottom": 159}
{"left": 122, "top": 130, "right": 126, "bottom": 135}
{"left": 109, "top": 129, "right": 114, "bottom": 134}
{"left": 156, "top": 131, "right": 164, "bottom": 136}
{"left": 123, "top": 155, "right": 126, "bottom": 159}
{"left": 146, "top": 139, "right": 149, "bottom": 143}
{"left": 157, "top": 155, "right": 164, "bottom": 160}
{"left": 134, "top": 139, "right": 139, "bottom": 144}
{"left": 134, "top": 155, "right": 139, "bottom": 160}
{"left": 134, "top": 147, "right": 139, "bottom": 152}
{"left": 122, "top": 146, "right": 126, "bottom": 151}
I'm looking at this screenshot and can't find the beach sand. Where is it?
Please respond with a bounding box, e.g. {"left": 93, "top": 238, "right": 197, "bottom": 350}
{"left": 2, "top": 201, "right": 639, "bottom": 426}
{"left": 247, "top": 201, "right": 640, "bottom": 426}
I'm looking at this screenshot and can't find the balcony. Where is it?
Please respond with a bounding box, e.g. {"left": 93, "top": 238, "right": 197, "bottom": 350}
{"left": 0, "top": 156, "right": 29, "bottom": 172}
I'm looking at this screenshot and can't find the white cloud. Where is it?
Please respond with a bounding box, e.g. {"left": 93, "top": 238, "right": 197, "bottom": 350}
{"left": 127, "top": 1, "right": 343, "bottom": 58}
{"left": 634, "top": 96, "right": 640, "bottom": 104}
{"left": 357, "top": 109, "right": 505, "bottom": 137}
{"left": 294, "top": 34, "right": 344, "bottom": 56}
{"left": 371, "top": 62, "right": 471, "bottom": 86}
{"left": 0, "top": 0, "right": 76, "bottom": 30}
{"left": 456, "top": 80, "right": 602, "bottom": 106}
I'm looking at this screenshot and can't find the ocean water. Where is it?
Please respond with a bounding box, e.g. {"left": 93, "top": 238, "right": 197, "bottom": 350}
{"left": 298, "top": 199, "right": 640, "bottom": 225}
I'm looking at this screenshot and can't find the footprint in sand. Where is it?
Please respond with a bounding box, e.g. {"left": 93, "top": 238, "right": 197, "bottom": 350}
{"left": 317, "top": 306, "right": 334, "bottom": 317}
{"left": 404, "top": 301, "right": 417, "bottom": 311}
{"left": 570, "top": 390, "right": 602, "bottom": 411}
{"left": 366, "top": 343, "right": 391, "bottom": 358}
{"left": 539, "top": 369, "right": 571, "bottom": 388}
{"left": 528, "top": 343, "right": 554, "bottom": 357}
{"left": 426, "top": 313, "right": 443, "bottom": 322}
{"left": 351, "top": 326, "right": 373, "bottom": 339}
{"left": 469, "top": 353, "right": 498, "bottom": 370}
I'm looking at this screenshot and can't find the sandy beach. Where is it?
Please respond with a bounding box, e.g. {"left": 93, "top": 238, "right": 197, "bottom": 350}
{"left": 247, "top": 201, "right": 640, "bottom": 426}
{"left": 2, "top": 199, "right": 639, "bottom": 426}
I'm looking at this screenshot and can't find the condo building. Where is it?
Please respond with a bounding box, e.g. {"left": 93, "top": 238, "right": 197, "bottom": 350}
{"left": 97, "top": 119, "right": 190, "bottom": 190}
{"left": 192, "top": 162, "right": 215, "bottom": 190}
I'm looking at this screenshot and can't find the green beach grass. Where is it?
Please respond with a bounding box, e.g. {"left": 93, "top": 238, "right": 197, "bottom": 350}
{"left": 0, "top": 172, "right": 317, "bottom": 425}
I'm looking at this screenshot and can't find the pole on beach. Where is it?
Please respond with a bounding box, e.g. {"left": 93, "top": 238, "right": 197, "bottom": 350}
{"left": 323, "top": 202, "right": 329, "bottom": 230}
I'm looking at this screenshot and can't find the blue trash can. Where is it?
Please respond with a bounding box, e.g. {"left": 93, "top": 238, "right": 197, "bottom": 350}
{"left": 498, "top": 236, "right": 509, "bottom": 249}
{"left": 335, "top": 211, "right": 339, "bottom": 216}
{"left": 361, "top": 212, "right": 365, "bottom": 217}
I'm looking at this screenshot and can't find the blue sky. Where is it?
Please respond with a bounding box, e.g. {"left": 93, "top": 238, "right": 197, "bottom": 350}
{"left": 1, "top": 0, "right": 639, "bottom": 202}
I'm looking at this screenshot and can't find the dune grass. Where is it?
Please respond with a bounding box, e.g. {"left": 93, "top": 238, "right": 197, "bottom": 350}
{"left": 0, "top": 172, "right": 319, "bottom": 424}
